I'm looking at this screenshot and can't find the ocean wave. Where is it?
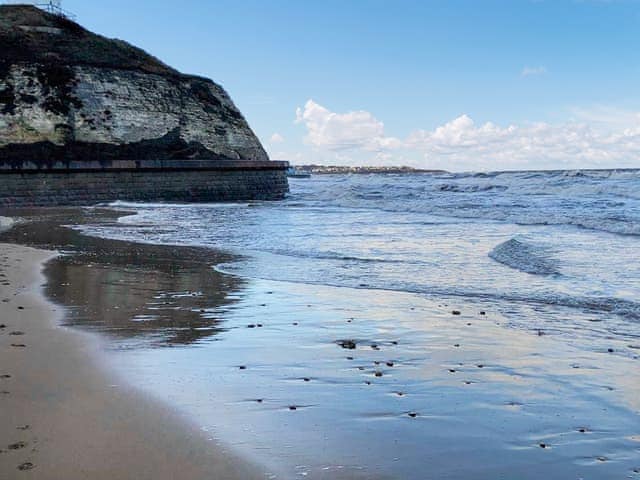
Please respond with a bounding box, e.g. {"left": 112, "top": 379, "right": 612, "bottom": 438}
{"left": 436, "top": 183, "right": 508, "bottom": 193}
{"left": 489, "top": 238, "right": 560, "bottom": 275}
{"left": 215, "top": 261, "right": 640, "bottom": 321}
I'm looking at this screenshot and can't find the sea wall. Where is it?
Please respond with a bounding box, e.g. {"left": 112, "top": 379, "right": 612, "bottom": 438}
{"left": 0, "top": 160, "right": 289, "bottom": 207}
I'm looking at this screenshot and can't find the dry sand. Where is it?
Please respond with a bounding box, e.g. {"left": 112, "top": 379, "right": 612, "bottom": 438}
{"left": 0, "top": 241, "right": 263, "bottom": 480}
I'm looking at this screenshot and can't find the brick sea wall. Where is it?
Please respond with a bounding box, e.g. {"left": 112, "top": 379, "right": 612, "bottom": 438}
{"left": 0, "top": 161, "right": 290, "bottom": 207}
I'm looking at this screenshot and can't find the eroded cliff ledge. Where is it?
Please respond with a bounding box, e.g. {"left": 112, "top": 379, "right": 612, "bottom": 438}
{"left": 0, "top": 5, "right": 269, "bottom": 165}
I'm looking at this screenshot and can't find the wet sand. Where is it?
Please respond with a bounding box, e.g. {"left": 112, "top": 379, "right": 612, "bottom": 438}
{"left": 0, "top": 219, "right": 263, "bottom": 479}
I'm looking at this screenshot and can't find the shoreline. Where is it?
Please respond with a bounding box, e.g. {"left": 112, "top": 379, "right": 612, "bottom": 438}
{"left": 1, "top": 207, "right": 639, "bottom": 479}
{"left": 0, "top": 237, "right": 264, "bottom": 479}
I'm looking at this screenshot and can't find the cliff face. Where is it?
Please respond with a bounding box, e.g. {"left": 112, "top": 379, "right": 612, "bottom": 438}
{"left": 0, "top": 5, "right": 269, "bottom": 164}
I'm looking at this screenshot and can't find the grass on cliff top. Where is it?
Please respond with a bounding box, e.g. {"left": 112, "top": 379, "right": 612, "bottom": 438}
{"left": 0, "top": 5, "right": 191, "bottom": 79}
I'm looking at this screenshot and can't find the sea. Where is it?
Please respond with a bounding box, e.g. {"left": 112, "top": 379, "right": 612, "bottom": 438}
{"left": 71, "top": 169, "right": 640, "bottom": 479}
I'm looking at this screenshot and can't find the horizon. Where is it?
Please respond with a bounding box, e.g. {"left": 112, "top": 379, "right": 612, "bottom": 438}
{"left": 8, "top": 0, "right": 640, "bottom": 172}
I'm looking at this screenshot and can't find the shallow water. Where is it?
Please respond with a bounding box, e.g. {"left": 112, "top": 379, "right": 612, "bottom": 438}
{"left": 27, "top": 171, "right": 640, "bottom": 478}
{"left": 78, "top": 170, "right": 640, "bottom": 338}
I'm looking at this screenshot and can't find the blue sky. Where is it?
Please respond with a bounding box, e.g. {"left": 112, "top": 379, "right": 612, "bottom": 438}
{"left": 62, "top": 0, "right": 640, "bottom": 170}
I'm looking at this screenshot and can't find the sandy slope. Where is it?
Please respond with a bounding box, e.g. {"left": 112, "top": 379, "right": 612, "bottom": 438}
{"left": 0, "top": 242, "right": 263, "bottom": 480}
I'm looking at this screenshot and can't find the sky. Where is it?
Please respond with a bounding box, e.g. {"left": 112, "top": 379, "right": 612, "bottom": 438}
{"left": 57, "top": 0, "right": 640, "bottom": 171}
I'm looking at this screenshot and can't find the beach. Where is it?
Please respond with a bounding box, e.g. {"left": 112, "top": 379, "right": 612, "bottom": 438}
{"left": 0, "top": 235, "right": 262, "bottom": 478}
{"left": 1, "top": 170, "right": 639, "bottom": 479}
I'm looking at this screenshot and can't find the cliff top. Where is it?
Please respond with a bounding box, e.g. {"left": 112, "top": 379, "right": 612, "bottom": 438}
{"left": 0, "top": 5, "right": 185, "bottom": 78}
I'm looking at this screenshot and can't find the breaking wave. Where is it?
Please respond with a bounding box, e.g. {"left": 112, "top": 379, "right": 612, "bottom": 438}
{"left": 489, "top": 238, "right": 559, "bottom": 275}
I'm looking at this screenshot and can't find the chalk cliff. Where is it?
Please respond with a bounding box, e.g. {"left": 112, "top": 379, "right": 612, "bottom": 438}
{"left": 0, "top": 5, "right": 269, "bottom": 164}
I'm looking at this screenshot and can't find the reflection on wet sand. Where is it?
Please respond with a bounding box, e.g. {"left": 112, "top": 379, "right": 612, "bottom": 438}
{"left": 0, "top": 208, "right": 245, "bottom": 346}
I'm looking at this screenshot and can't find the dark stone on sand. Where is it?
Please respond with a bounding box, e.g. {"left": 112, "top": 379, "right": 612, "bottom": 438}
{"left": 408, "top": 412, "right": 418, "bottom": 418}
{"left": 8, "top": 441, "right": 27, "bottom": 450}
{"left": 454, "top": 344, "right": 460, "bottom": 347}
{"left": 539, "top": 443, "right": 548, "bottom": 449}
{"left": 607, "top": 348, "right": 614, "bottom": 353}
{"left": 374, "top": 371, "right": 383, "bottom": 377}
{"left": 18, "top": 462, "right": 34, "bottom": 471}
{"left": 16, "top": 425, "right": 29, "bottom": 431}
{"left": 9, "top": 331, "right": 24, "bottom": 335}
{"left": 289, "top": 406, "right": 297, "bottom": 411}
{"left": 256, "top": 399, "right": 263, "bottom": 403}
{"left": 477, "top": 364, "right": 484, "bottom": 368}
{"left": 386, "top": 361, "right": 394, "bottom": 367}
{"left": 11, "top": 344, "right": 26, "bottom": 348}
{"left": 303, "top": 378, "right": 310, "bottom": 382}
{"left": 449, "top": 369, "right": 456, "bottom": 373}
{"left": 247, "top": 324, "right": 256, "bottom": 328}
{"left": 452, "top": 310, "right": 461, "bottom": 315}
{"left": 257, "top": 324, "right": 263, "bottom": 328}
{"left": 480, "top": 311, "right": 486, "bottom": 315}
{"left": 239, "top": 366, "right": 247, "bottom": 370}
{"left": 346, "top": 356, "right": 354, "bottom": 360}
{"left": 0, "top": 324, "right": 6, "bottom": 328}
{"left": 371, "top": 344, "right": 380, "bottom": 350}
{"left": 293, "top": 322, "right": 299, "bottom": 326}
{"left": 578, "top": 428, "right": 587, "bottom": 433}
{"left": 0, "top": 374, "right": 11, "bottom": 379}
{"left": 17, "top": 306, "right": 24, "bottom": 310}
{"left": 338, "top": 340, "right": 357, "bottom": 350}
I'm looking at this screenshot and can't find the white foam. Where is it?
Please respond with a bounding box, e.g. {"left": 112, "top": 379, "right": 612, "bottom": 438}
{"left": 0, "top": 216, "right": 14, "bottom": 232}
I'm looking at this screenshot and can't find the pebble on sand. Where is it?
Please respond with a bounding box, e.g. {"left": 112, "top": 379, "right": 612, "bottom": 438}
{"left": 338, "top": 340, "right": 357, "bottom": 350}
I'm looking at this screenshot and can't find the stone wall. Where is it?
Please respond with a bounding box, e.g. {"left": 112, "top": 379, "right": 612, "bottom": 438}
{"left": 0, "top": 161, "right": 289, "bottom": 207}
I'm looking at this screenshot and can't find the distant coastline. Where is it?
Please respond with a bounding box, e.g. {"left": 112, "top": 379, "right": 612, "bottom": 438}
{"left": 292, "top": 165, "right": 447, "bottom": 175}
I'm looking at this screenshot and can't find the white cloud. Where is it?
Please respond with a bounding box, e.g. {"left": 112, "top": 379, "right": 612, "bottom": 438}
{"left": 270, "top": 133, "right": 285, "bottom": 144}
{"left": 405, "top": 115, "right": 640, "bottom": 171}
{"left": 295, "top": 100, "right": 403, "bottom": 152}
{"left": 521, "top": 66, "right": 548, "bottom": 77}
{"left": 294, "top": 99, "right": 640, "bottom": 171}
